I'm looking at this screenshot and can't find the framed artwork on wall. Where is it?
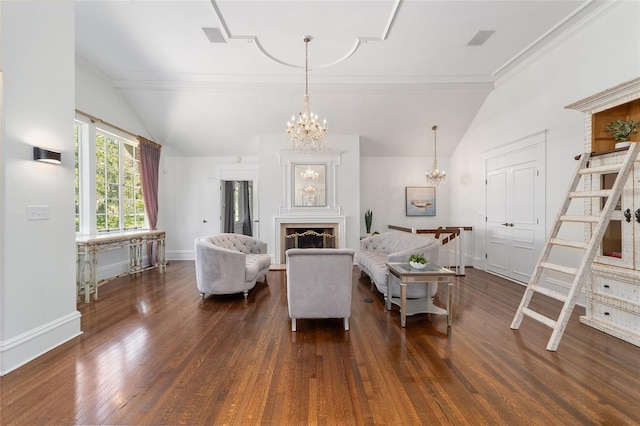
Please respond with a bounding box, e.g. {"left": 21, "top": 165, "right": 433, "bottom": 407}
{"left": 406, "top": 186, "right": 436, "bottom": 216}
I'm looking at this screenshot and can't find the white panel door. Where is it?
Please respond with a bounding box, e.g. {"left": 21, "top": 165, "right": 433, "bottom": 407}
{"left": 486, "top": 169, "right": 508, "bottom": 276}
{"left": 485, "top": 135, "right": 544, "bottom": 283}
{"left": 509, "top": 163, "right": 537, "bottom": 283}
{"left": 202, "top": 178, "right": 221, "bottom": 236}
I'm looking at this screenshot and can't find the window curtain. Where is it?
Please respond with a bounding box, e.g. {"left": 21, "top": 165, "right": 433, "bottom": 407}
{"left": 138, "top": 136, "right": 162, "bottom": 265}
{"left": 242, "top": 181, "right": 252, "bottom": 236}
{"left": 224, "top": 181, "right": 234, "bottom": 233}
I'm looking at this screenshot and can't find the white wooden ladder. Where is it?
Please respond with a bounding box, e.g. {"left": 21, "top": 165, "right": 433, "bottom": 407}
{"left": 511, "top": 142, "right": 640, "bottom": 351}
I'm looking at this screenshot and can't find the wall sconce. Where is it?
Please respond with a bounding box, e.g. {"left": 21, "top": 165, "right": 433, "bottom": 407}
{"left": 33, "top": 147, "right": 61, "bottom": 164}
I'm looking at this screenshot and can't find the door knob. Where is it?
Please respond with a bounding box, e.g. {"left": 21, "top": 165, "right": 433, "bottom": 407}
{"left": 203, "top": 220, "right": 208, "bottom": 223}
{"left": 501, "top": 223, "right": 509, "bottom": 226}
{"left": 624, "top": 208, "right": 631, "bottom": 223}
{"left": 635, "top": 209, "right": 640, "bottom": 224}
{"left": 508, "top": 223, "right": 514, "bottom": 227}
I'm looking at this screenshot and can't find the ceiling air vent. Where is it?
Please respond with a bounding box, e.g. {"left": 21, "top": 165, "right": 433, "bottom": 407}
{"left": 202, "top": 27, "right": 226, "bottom": 44}
{"left": 466, "top": 30, "right": 495, "bottom": 46}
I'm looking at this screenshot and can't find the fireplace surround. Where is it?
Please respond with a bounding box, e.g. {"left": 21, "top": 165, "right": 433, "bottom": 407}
{"left": 280, "top": 223, "right": 338, "bottom": 263}
{"left": 274, "top": 216, "right": 346, "bottom": 264}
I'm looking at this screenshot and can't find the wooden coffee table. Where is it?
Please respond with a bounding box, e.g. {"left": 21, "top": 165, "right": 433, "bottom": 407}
{"left": 385, "top": 262, "right": 456, "bottom": 328}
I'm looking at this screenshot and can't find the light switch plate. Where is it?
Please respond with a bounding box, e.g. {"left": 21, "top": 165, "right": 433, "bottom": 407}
{"left": 27, "top": 205, "right": 50, "bottom": 220}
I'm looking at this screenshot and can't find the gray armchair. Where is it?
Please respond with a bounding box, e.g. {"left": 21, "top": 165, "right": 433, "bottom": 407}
{"left": 195, "top": 234, "right": 271, "bottom": 299}
{"left": 285, "top": 248, "right": 356, "bottom": 331}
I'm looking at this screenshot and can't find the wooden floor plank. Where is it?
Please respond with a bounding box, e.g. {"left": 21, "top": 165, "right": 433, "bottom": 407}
{"left": 2, "top": 260, "right": 640, "bottom": 425}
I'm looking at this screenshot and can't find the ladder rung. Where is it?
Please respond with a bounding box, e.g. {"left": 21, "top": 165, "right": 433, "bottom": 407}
{"left": 531, "top": 285, "right": 568, "bottom": 302}
{"left": 559, "top": 215, "right": 600, "bottom": 223}
{"left": 578, "top": 163, "right": 622, "bottom": 175}
{"left": 540, "top": 262, "right": 578, "bottom": 275}
{"left": 522, "top": 307, "right": 557, "bottom": 328}
{"left": 549, "top": 238, "right": 588, "bottom": 250}
{"left": 568, "top": 189, "right": 612, "bottom": 198}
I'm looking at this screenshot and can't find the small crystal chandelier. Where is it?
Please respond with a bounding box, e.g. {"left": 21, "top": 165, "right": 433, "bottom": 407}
{"left": 286, "top": 36, "right": 327, "bottom": 152}
{"left": 426, "top": 125, "right": 446, "bottom": 185}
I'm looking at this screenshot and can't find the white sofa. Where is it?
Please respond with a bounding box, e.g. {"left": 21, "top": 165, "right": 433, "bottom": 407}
{"left": 195, "top": 233, "right": 271, "bottom": 299}
{"left": 286, "top": 248, "right": 356, "bottom": 331}
{"left": 358, "top": 231, "right": 441, "bottom": 299}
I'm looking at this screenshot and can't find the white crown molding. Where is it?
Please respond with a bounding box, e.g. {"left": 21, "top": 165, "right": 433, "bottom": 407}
{"left": 494, "top": 0, "right": 616, "bottom": 86}
{"left": 111, "top": 77, "right": 494, "bottom": 96}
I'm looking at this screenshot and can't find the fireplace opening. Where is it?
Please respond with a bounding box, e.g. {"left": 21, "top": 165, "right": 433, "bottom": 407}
{"left": 280, "top": 223, "right": 338, "bottom": 263}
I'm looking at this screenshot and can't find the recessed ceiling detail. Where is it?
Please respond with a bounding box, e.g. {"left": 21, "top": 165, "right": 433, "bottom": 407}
{"left": 208, "top": 0, "right": 401, "bottom": 69}
{"left": 467, "top": 30, "right": 495, "bottom": 46}
{"left": 202, "top": 27, "right": 226, "bottom": 44}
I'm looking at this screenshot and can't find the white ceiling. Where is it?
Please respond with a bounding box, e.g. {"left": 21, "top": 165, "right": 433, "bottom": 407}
{"left": 75, "top": 0, "right": 604, "bottom": 157}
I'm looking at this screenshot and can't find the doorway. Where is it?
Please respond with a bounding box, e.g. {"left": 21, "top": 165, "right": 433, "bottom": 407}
{"left": 222, "top": 181, "right": 253, "bottom": 236}
{"left": 202, "top": 164, "right": 259, "bottom": 238}
{"left": 485, "top": 131, "right": 546, "bottom": 283}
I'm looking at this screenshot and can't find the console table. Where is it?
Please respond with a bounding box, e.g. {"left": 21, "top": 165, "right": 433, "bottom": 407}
{"left": 76, "top": 230, "right": 166, "bottom": 303}
{"left": 385, "top": 262, "right": 455, "bottom": 328}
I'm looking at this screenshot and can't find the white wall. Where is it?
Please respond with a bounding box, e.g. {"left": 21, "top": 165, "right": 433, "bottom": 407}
{"left": 360, "top": 156, "right": 451, "bottom": 235}
{"left": 0, "top": 2, "right": 80, "bottom": 374}
{"left": 449, "top": 1, "right": 640, "bottom": 279}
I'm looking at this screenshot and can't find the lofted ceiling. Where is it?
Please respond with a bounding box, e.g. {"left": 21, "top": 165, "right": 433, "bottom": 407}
{"left": 75, "top": 0, "right": 604, "bottom": 157}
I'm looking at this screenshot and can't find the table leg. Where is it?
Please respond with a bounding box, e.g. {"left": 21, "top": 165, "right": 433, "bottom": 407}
{"left": 447, "top": 282, "right": 452, "bottom": 327}
{"left": 158, "top": 237, "right": 166, "bottom": 273}
{"left": 401, "top": 282, "right": 407, "bottom": 327}
{"left": 386, "top": 273, "right": 391, "bottom": 311}
{"left": 82, "top": 246, "right": 92, "bottom": 303}
{"left": 91, "top": 250, "right": 98, "bottom": 301}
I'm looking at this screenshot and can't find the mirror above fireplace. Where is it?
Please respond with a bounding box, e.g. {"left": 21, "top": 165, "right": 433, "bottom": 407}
{"left": 278, "top": 149, "right": 342, "bottom": 215}
{"left": 293, "top": 163, "right": 326, "bottom": 207}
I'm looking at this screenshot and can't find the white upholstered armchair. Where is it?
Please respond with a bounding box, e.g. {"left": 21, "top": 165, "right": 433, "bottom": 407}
{"left": 285, "top": 248, "right": 356, "bottom": 331}
{"left": 195, "top": 234, "right": 271, "bottom": 299}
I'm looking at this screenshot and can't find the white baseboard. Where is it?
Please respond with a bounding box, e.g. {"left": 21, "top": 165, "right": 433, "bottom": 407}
{"left": 0, "top": 311, "right": 82, "bottom": 376}
{"left": 167, "top": 250, "right": 194, "bottom": 261}
{"left": 97, "top": 260, "right": 130, "bottom": 281}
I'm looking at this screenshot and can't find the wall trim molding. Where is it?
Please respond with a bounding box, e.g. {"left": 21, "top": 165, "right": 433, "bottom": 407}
{"left": 167, "top": 249, "right": 194, "bottom": 261}
{"left": 0, "top": 311, "right": 82, "bottom": 376}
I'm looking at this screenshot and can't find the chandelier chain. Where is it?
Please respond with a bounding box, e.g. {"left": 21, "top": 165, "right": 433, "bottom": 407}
{"left": 426, "top": 124, "right": 446, "bottom": 185}
{"left": 305, "top": 36, "right": 309, "bottom": 99}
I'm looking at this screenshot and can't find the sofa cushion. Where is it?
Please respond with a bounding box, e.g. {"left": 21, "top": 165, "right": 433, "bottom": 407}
{"left": 245, "top": 253, "right": 272, "bottom": 283}
{"left": 357, "top": 251, "right": 389, "bottom": 288}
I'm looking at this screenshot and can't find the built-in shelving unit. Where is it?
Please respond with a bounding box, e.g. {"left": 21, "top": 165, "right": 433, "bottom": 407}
{"left": 566, "top": 77, "right": 640, "bottom": 347}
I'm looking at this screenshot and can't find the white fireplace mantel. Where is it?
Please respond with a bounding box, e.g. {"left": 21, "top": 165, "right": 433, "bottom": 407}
{"left": 274, "top": 216, "right": 346, "bottom": 264}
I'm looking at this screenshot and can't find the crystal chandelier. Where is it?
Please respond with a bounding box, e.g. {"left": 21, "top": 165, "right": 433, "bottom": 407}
{"left": 286, "top": 36, "right": 327, "bottom": 152}
{"left": 426, "top": 125, "right": 446, "bottom": 185}
{"left": 300, "top": 167, "right": 319, "bottom": 182}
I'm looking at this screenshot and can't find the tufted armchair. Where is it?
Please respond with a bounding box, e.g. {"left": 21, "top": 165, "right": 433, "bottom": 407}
{"left": 286, "top": 248, "right": 356, "bottom": 331}
{"left": 195, "top": 233, "right": 271, "bottom": 299}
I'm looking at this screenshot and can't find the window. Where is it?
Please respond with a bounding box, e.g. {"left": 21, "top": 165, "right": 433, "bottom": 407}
{"left": 75, "top": 118, "right": 146, "bottom": 234}
{"left": 95, "top": 131, "right": 146, "bottom": 231}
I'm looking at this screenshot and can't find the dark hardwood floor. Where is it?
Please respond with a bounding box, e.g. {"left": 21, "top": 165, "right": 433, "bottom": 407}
{"left": 2, "top": 261, "right": 640, "bottom": 425}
